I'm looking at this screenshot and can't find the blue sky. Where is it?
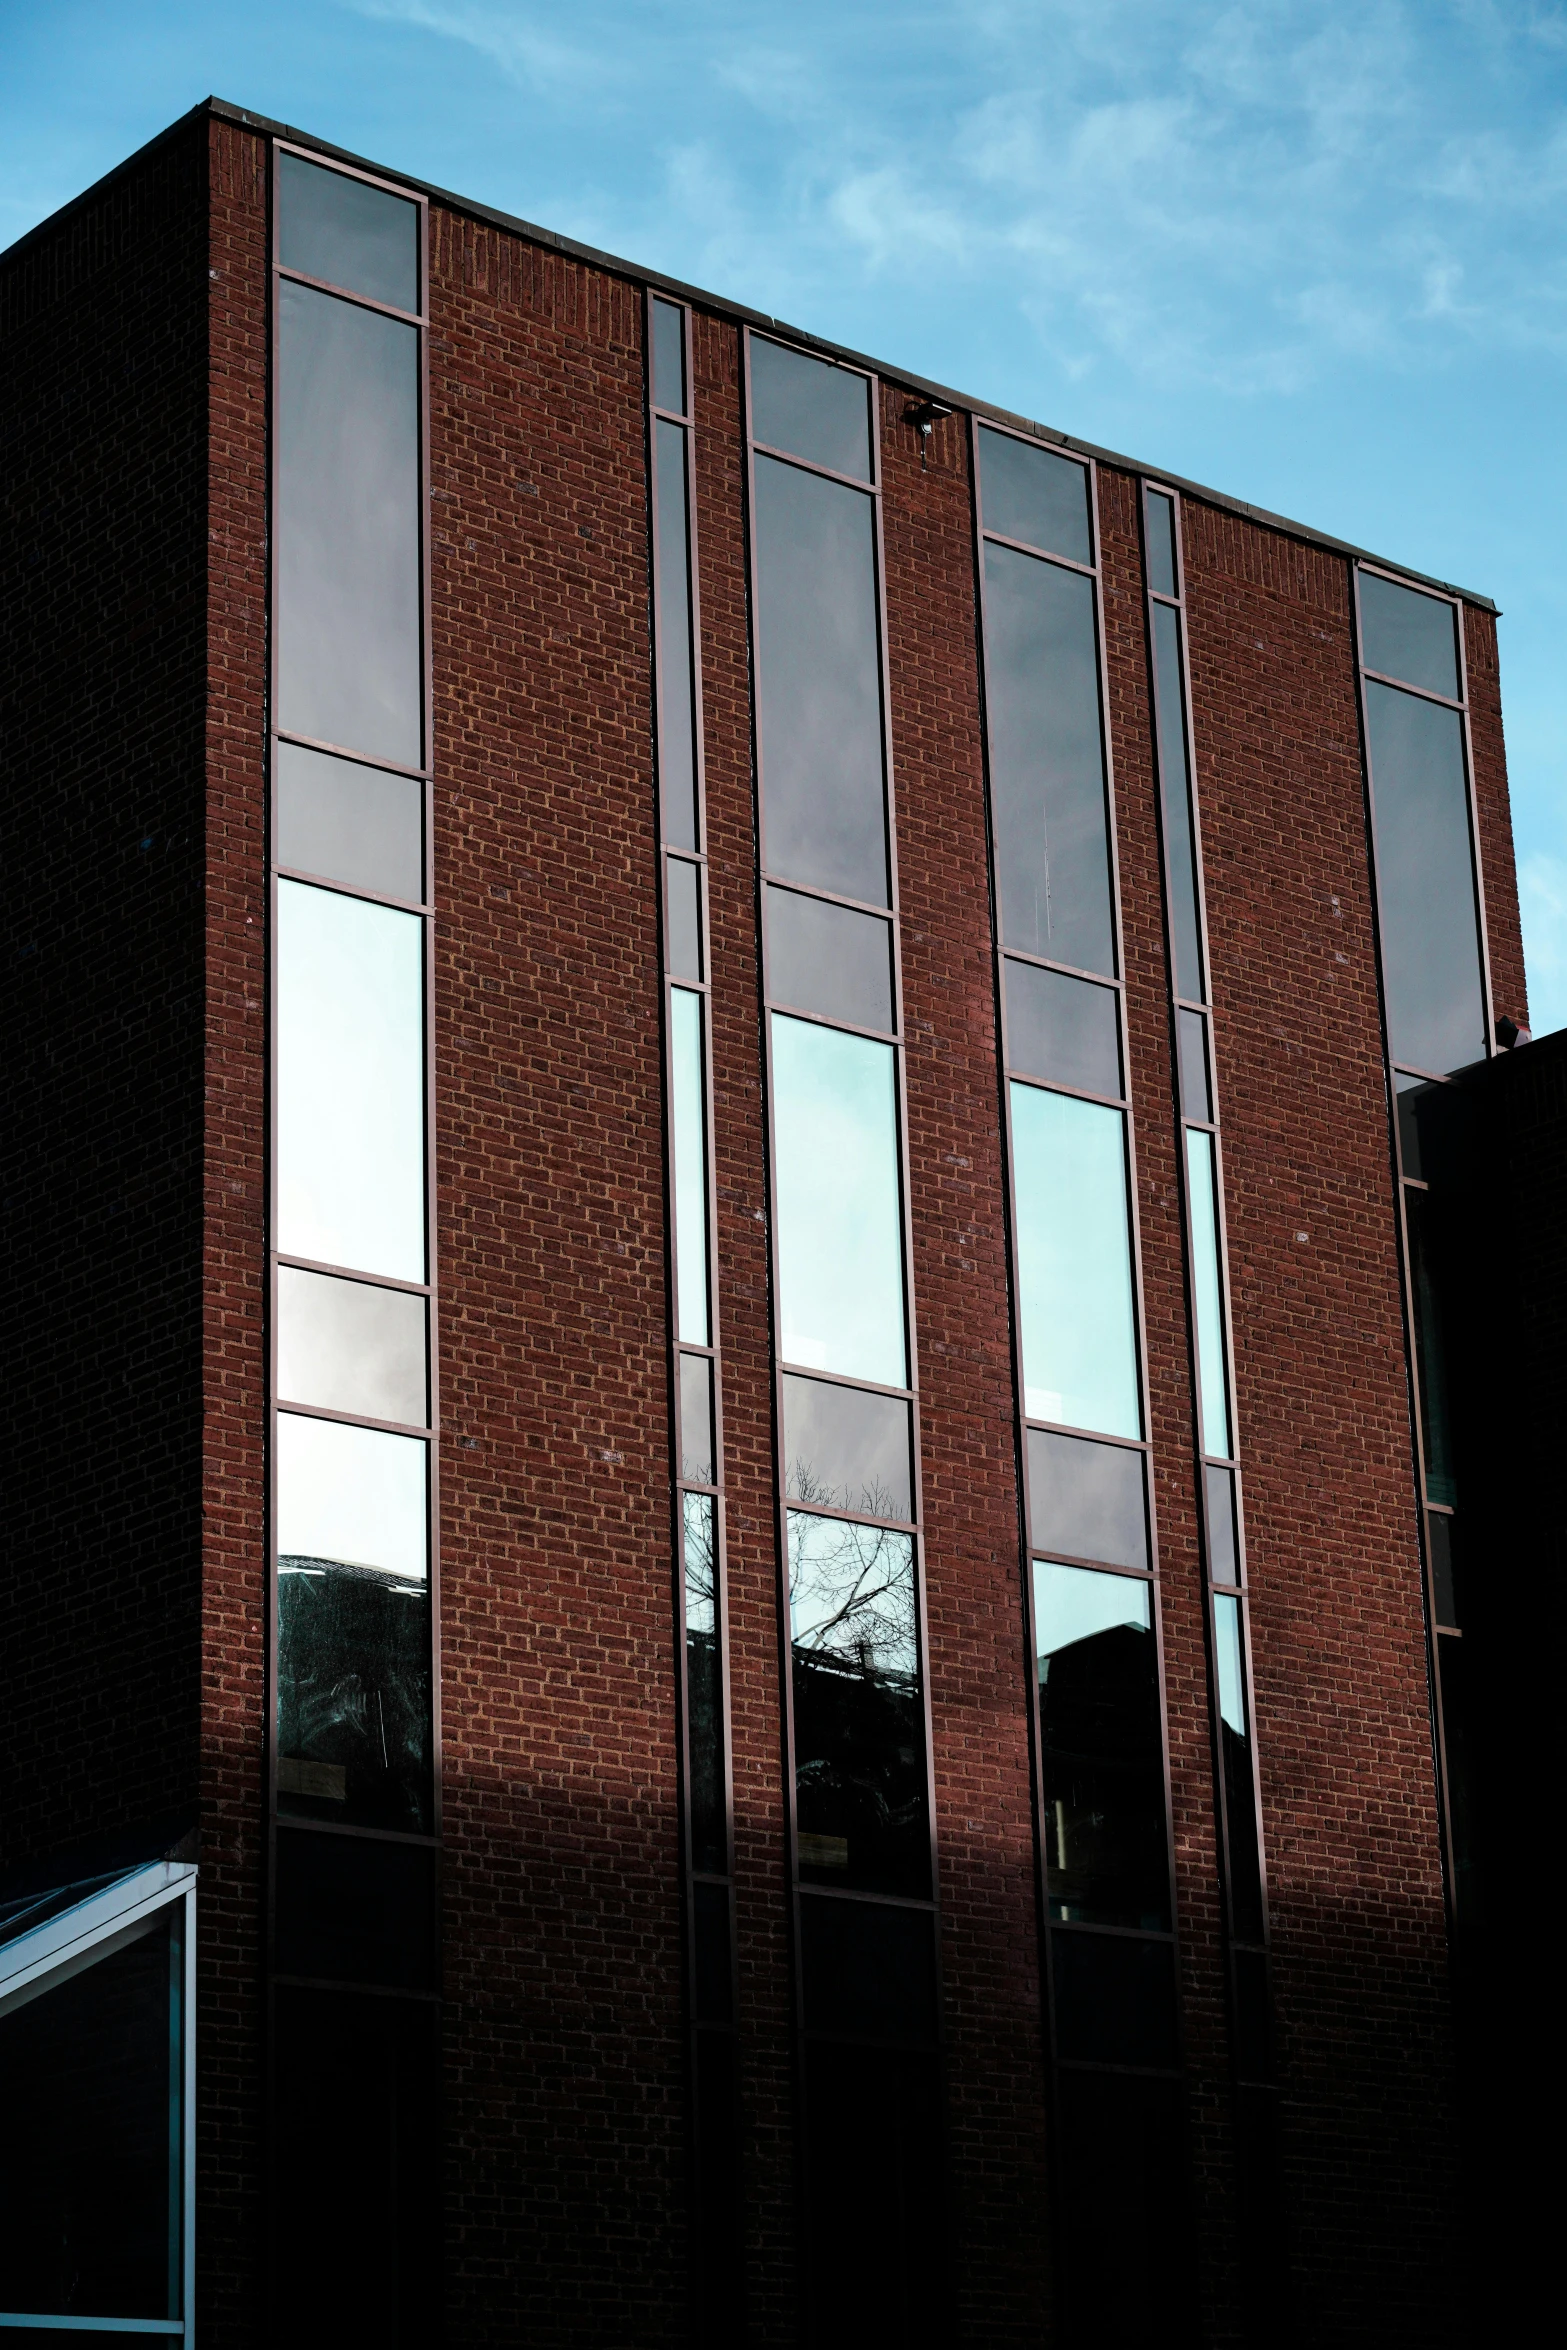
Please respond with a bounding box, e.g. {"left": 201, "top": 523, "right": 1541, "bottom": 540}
{"left": 5, "top": 0, "right": 1564, "bottom": 1030}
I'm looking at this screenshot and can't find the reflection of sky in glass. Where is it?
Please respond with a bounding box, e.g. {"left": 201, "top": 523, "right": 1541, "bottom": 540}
{"left": 1185, "top": 1127, "right": 1232, "bottom": 1460}
{"left": 684, "top": 1490, "right": 716, "bottom": 1637}
{"left": 1011, "top": 1082, "right": 1140, "bottom": 1438}
{"left": 788, "top": 1511, "right": 917, "bottom": 1682}
{"left": 1365, "top": 682, "right": 1486, "bottom": 1075}
{"left": 773, "top": 1015, "right": 906, "bottom": 1388}
{"left": 277, "top": 1412, "right": 427, "bottom": 1583}
{"left": 276, "top": 880, "right": 426, "bottom": 1281}
{"left": 1215, "top": 1592, "right": 1247, "bottom": 1733}
{"left": 1034, "top": 1559, "right": 1149, "bottom": 1680}
{"left": 671, "top": 989, "right": 710, "bottom": 1345}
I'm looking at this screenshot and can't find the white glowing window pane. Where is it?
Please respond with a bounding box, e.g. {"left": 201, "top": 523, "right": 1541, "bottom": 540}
{"left": 276, "top": 1411, "right": 427, "bottom": 1584}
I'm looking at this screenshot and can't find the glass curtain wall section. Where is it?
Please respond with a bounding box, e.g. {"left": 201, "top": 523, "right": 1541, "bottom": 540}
{"left": 746, "top": 330, "right": 946, "bottom": 2349}
{"left": 974, "top": 424, "right": 1190, "bottom": 2347}
{"left": 1142, "top": 482, "right": 1281, "bottom": 2330}
{"left": 267, "top": 144, "right": 439, "bottom": 2346}
{"left": 647, "top": 292, "right": 743, "bottom": 2343}
{"left": 1355, "top": 564, "right": 1492, "bottom": 1915}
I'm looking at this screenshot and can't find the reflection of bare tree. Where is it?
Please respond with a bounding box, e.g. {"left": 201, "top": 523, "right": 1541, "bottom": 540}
{"left": 681, "top": 1494, "right": 724, "bottom": 1870}
{"left": 787, "top": 1510, "right": 916, "bottom": 1683}
{"left": 787, "top": 1458, "right": 903, "bottom": 1523}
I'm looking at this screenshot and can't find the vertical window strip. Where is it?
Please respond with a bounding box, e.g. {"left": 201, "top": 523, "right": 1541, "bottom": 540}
{"left": 976, "top": 425, "right": 1186, "bottom": 2336}
{"left": 649, "top": 293, "right": 743, "bottom": 2337}
{"left": 1355, "top": 561, "right": 1489, "bottom": 1915}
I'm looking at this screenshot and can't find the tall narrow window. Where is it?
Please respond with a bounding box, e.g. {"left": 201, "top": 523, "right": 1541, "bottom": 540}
{"left": 268, "top": 145, "right": 439, "bottom": 2340}
{"left": 977, "top": 427, "right": 1188, "bottom": 2345}
{"left": 649, "top": 293, "right": 741, "bottom": 2344}
{"left": 1357, "top": 564, "right": 1490, "bottom": 1916}
{"left": 1143, "top": 482, "right": 1279, "bottom": 2330}
{"left": 748, "top": 331, "right": 945, "bottom": 2347}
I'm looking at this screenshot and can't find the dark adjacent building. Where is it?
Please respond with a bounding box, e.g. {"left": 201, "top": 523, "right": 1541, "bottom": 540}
{"left": 2, "top": 96, "right": 1553, "bottom": 2349}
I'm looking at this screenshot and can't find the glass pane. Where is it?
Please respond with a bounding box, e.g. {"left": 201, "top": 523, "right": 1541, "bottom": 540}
{"left": 1004, "top": 959, "right": 1121, "bottom": 1097}
{"left": 679, "top": 1350, "right": 715, "bottom": 1485}
{"left": 1405, "top": 1185, "right": 1456, "bottom": 1505}
{"left": 773, "top": 1015, "right": 906, "bottom": 1388}
{"left": 799, "top": 1895, "right": 937, "bottom": 2043}
{"left": 277, "top": 1410, "right": 428, "bottom": 1584}
{"left": 274, "top": 739, "right": 423, "bottom": 903}
{"left": 751, "top": 336, "right": 871, "bottom": 480}
{"left": 1394, "top": 1070, "right": 1471, "bottom": 1189}
{"left": 783, "top": 1373, "right": 912, "bottom": 1521}
{"left": 274, "top": 1831, "right": 436, "bottom": 1991}
{"left": 693, "top": 1881, "right": 732, "bottom": 2024}
{"left": 1186, "top": 1126, "right": 1232, "bottom": 1460}
{"left": 276, "top": 283, "right": 422, "bottom": 769}
{"left": 978, "top": 424, "right": 1092, "bottom": 566}
{"left": 652, "top": 297, "right": 686, "bottom": 414}
{"left": 1360, "top": 571, "right": 1459, "bottom": 700}
{"left": 1428, "top": 1510, "right": 1460, "bottom": 1628}
{"left": 1153, "top": 600, "right": 1203, "bottom": 1001}
{"left": 671, "top": 988, "right": 711, "bottom": 1345}
{"left": 1055, "top": 2071, "right": 1187, "bottom": 2344}
{"left": 278, "top": 1567, "right": 430, "bottom": 1831}
{"left": 666, "top": 856, "right": 702, "bottom": 980}
{"left": 788, "top": 1512, "right": 928, "bottom": 1898}
{"left": 754, "top": 454, "right": 888, "bottom": 906}
{"left": 0, "top": 1917, "right": 178, "bottom": 2319}
{"left": 1051, "top": 1931, "right": 1178, "bottom": 2067}
{"left": 767, "top": 885, "right": 893, "bottom": 1032}
{"left": 1205, "top": 1463, "right": 1240, "bottom": 1585}
{"left": 278, "top": 152, "right": 419, "bottom": 312}
{"left": 1145, "top": 489, "right": 1177, "bottom": 598}
{"left": 1035, "top": 1560, "right": 1169, "bottom": 1928}
{"left": 655, "top": 418, "right": 698, "bottom": 850}
{"left": 1438, "top": 1632, "right": 1476, "bottom": 1910}
{"left": 802, "top": 2043, "right": 945, "bottom": 2345}
{"left": 1011, "top": 1083, "right": 1140, "bottom": 1439}
{"left": 276, "top": 880, "right": 426, "bottom": 1283}
{"left": 1215, "top": 1590, "right": 1246, "bottom": 1734}
{"left": 685, "top": 1493, "right": 725, "bottom": 1873}
{"left": 1178, "top": 1007, "right": 1211, "bottom": 1121}
{"left": 1027, "top": 1428, "right": 1147, "bottom": 1572}
{"left": 1365, "top": 682, "right": 1486, "bottom": 1074}
{"left": 1215, "top": 1592, "right": 1264, "bottom": 1940}
{"left": 277, "top": 1265, "right": 428, "bottom": 1427}
{"left": 983, "top": 543, "right": 1114, "bottom": 974}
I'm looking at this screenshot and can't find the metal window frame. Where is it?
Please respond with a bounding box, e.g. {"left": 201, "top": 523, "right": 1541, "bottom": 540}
{"left": 0, "top": 1863, "right": 197, "bottom": 2340}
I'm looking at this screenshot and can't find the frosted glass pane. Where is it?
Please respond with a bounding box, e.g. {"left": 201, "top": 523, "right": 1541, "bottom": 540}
{"left": 773, "top": 1015, "right": 906, "bottom": 1389}
{"left": 276, "top": 880, "right": 426, "bottom": 1281}
{"left": 276, "top": 1266, "right": 427, "bottom": 1428}
{"left": 1012, "top": 1082, "right": 1140, "bottom": 1439}
{"left": 276, "top": 1412, "right": 427, "bottom": 1583}
{"left": 671, "top": 988, "right": 710, "bottom": 1344}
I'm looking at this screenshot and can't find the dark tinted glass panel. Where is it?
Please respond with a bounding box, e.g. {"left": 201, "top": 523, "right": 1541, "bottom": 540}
{"left": 1233, "top": 1948, "right": 1273, "bottom": 2083}
{"left": 278, "top": 152, "right": 419, "bottom": 313}
{"left": 278, "top": 1562, "right": 431, "bottom": 1831}
{"left": 1055, "top": 2070, "right": 1193, "bottom": 2350}
{"left": 652, "top": 296, "right": 686, "bottom": 414}
{"left": 767, "top": 885, "right": 893, "bottom": 1032}
{"left": 655, "top": 418, "right": 698, "bottom": 850}
{"left": 1366, "top": 681, "right": 1486, "bottom": 1074}
{"left": 1360, "top": 570, "right": 1459, "bottom": 700}
{"left": 272, "top": 1989, "right": 438, "bottom": 2349}
{"left": 1028, "top": 1427, "right": 1147, "bottom": 1571}
{"left": 1153, "top": 599, "right": 1203, "bottom": 1000}
{"left": 1205, "top": 1462, "right": 1239, "bottom": 1585}
{"left": 1437, "top": 1632, "right": 1476, "bottom": 1911}
{"left": 277, "top": 283, "right": 422, "bottom": 769}
{"left": 274, "top": 1829, "right": 436, "bottom": 1991}
{"left": 1035, "top": 1561, "right": 1169, "bottom": 1928}
{"left": 685, "top": 1493, "right": 725, "bottom": 1874}
{"left": 783, "top": 1374, "right": 913, "bottom": 1522}
{"left": 1145, "top": 489, "right": 1177, "bottom": 598}
{"left": 1216, "top": 1593, "right": 1264, "bottom": 1941}
{"left": 1428, "top": 1509, "right": 1461, "bottom": 1628}
{"left": 800, "top": 1894, "right": 937, "bottom": 2045}
{"left": 692, "top": 1881, "right": 733, "bottom": 2024}
{"left": 984, "top": 542, "right": 1114, "bottom": 973}
{"left": 277, "top": 1266, "right": 427, "bottom": 1427}
{"left": 1178, "top": 1006, "right": 1211, "bottom": 1121}
{"left": 803, "top": 2041, "right": 947, "bottom": 2350}
{"left": 0, "top": 1918, "right": 177, "bottom": 2319}
{"left": 1405, "top": 1184, "right": 1457, "bottom": 1505}
{"left": 680, "top": 1350, "right": 716, "bottom": 1485}
{"left": 275, "top": 739, "right": 423, "bottom": 903}
{"left": 1395, "top": 1069, "right": 1472, "bottom": 1186}
{"left": 789, "top": 1513, "right": 928, "bottom": 1897}
{"left": 1051, "top": 1927, "right": 1178, "bottom": 2066}
{"left": 978, "top": 423, "right": 1092, "bottom": 566}
{"left": 693, "top": 2030, "right": 743, "bottom": 2341}
{"left": 667, "top": 855, "right": 702, "bottom": 980}
{"left": 754, "top": 454, "right": 887, "bottom": 904}
{"left": 1004, "top": 959, "right": 1121, "bottom": 1096}
{"left": 751, "top": 336, "right": 871, "bottom": 481}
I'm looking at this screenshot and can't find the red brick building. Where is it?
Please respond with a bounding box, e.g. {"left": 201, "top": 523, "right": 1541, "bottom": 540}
{"left": 1, "top": 96, "right": 1542, "bottom": 2349}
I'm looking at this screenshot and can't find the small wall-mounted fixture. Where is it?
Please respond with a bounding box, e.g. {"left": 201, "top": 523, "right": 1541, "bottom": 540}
{"left": 904, "top": 396, "right": 955, "bottom": 467}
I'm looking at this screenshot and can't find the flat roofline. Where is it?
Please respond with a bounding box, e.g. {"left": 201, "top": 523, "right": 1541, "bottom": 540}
{"left": 3, "top": 95, "right": 1499, "bottom": 616}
